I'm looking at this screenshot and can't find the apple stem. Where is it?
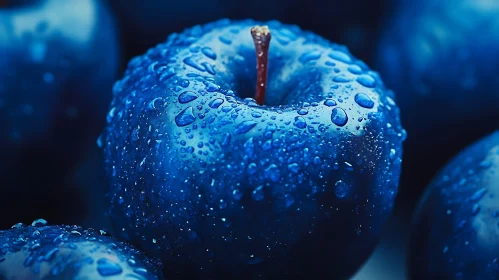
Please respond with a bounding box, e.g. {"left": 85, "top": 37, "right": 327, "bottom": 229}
{"left": 251, "top": 26, "right": 271, "bottom": 106}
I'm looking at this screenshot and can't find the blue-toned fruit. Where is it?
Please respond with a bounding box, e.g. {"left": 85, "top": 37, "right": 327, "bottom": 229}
{"left": 102, "top": 19, "right": 405, "bottom": 279}
{"left": 0, "top": 0, "right": 119, "bottom": 227}
{"left": 409, "top": 131, "right": 499, "bottom": 279}
{"left": 376, "top": 0, "right": 499, "bottom": 210}
{"left": 0, "top": 219, "right": 164, "bottom": 279}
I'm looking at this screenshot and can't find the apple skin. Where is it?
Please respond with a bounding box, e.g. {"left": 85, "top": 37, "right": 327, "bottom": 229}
{"left": 101, "top": 19, "right": 405, "bottom": 279}
{"left": 409, "top": 131, "right": 499, "bottom": 279}
{"left": 376, "top": 0, "right": 499, "bottom": 212}
{"left": 0, "top": 220, "right": 164, "bottom": 279}
{"left": 0, "top": 0, "right": 119, "bottom": 227}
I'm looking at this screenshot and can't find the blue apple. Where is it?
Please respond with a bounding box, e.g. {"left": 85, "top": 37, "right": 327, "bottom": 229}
{"left": 409, "top": 131, "right": 499, "bottom": 279}
{"left": 0, "top": 219, "right": 164, "bottom": 279}
{"left": 0, "top": 0, "right": 119, "bottom": 227}
{"left": 376, "top": 0, "right": 499, "bottom": 210}
{"left": 101, "top": 19, "right": 405, "bottom": 279}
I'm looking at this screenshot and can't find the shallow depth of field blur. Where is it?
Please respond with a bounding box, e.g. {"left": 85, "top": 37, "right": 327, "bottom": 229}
{"left": 1, "top": 0, "right": 498, "bottom": 279}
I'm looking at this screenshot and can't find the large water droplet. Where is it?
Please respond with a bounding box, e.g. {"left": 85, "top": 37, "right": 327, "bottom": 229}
{"left": 354, "top": 93, "right": 374, "bottom": 109}
{"left": 209, "top": 98, "right": 224, "bottom": 109}
{"left": 219, "top": 35, "right": 232, "bottom": 44}
{"left": 265, "top": 164, "right": 280, "bottom": 182}
{"left": 175, "top": 107, "right": 196, "bottom": 127}
{"left": 299, "top": 51, "right": 322, "bottom": 63}
{"left": 178, "top": 91, "right": 198, "bottom": 104}
{"left": 202, "top": 47, "right": 217, "bottom": 60}
{"left": 471, "top": 188, "right": 487, "bottom": 202}
{"left": 97, "top": 258, "right": 123, "bottom": 276}
{"left": 294, "top": 116, "right": 307, "bottom": 129}
{"left": 324, "top": 99, "right": 337, "bottom": 107}
{"left": 183, "top": 56, "right": 205, "bottom": 72}
{"left": 31, "top": 219, "right": 47, "bottom": 227}
{"left": 331, "top": 108, "right": 348, "bottom": 126}
{"left": 159, "top": 67, "right": 176, "bottom": 81}
{"left": 335, "top": 180, "right": 349, "bottom": 198}
{"left": 347, "top": 65, "right": 362, "bottom": 74}
{"left": 333, "top": 76, "right": 351, "bottom": 83}
{"left": 328, "top": 51, "right": 352, "bottom": 64}
{"left": 235, "top": 121, "right": 258, "bottom": 134}
{"left": 357, "top": 75, "right": 376, "bottom": 88}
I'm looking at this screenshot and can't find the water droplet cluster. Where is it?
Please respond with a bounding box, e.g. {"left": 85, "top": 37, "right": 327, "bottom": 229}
{"left": 410, "top": 131, "right": 499, "bottom": 279}
{"left": 102, "top": 19, "right": 405, "bottom": 279}
{"left": 0, "top": 220, "right": 164, "bottom": 279}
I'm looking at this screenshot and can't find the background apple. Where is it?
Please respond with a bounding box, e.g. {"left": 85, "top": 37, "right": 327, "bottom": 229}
{"left": 376, "top": 0, "right": 499, "bottom": 220}
{"left": 409, "top": 131, "right": 499, "bottom": 279}
{"left": 101, "top": 19, "right": 405, "bottom": 279}
{"left": 0, "top": 0, "right": 119, "bottom": 228}
{"left": 0, "top": 219, "right": 164, "bottom": 279}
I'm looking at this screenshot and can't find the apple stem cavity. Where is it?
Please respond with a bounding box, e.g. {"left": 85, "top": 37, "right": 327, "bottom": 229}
{"left": 251, "top": 25, "right": 271, "bottom": 106}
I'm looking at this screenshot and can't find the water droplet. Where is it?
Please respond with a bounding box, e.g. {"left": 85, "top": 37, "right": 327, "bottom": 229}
{"left": 472, "top": 204, "right": 480, "bottom": 216}
{"left": 357, "top": 75, "right": 376, "bottom": 88}
{"left": 43, "top": 248, "right": 58, "bottom": 261}
{"left": 11, "top": 223, "right": 24, "bottom": 229}
{"left": 235, "top": 121, "right": 258, "bottom": 134}
{"left": 202, "top": 47, "right": 217, "bottom": 60}
{"left": 354, "top": 93, "right": 374, "bottom": 108}
{"left": 285, "top": 193, "right": 295, "bottom": 207}
{"left": 288, "top": 163, "right": 300, "bottom": 173}
{"left": 233, "top": 189, "right": 243, "bottom": 200}
{"left": 324, "top": 99, "right": 337, "bottom": 107}
{"left": 178, "top": 91, "right": 198, "bottom": 104}
{"left": 202, "top": 62, "right": 216, "bottom": 75}
{"left": 390, "top": 149, "right": 396, "bottom": 158}
{"left": 209, "top": 98, "right": 224, "bottom": 108}
{"left": 252, "top": 186, "right": 265, "bottom": 201}
{"left": 31, "top": 219, "right": 47, "bottom": 227}
{"left": 219, "top": 35, "right": 232, "bottom": 44}
{"left": 294, "top": 116, "right": 307, "bottom": 129}
{"left": 333, "top": 76, "right": 351, "bottom": 83}
{"left": 347, "top": 65, "right": 362, "bottom": 74}
{"left": 471, "top": 188, "right": 487, "bottom": 202}
{"left": 97, "top": 258, "right": 123, "bottom": 276}
{"left": 222, "top": 133, "right": 231, "bottom": 146}
{"left": 328, "top": 51, "right": 352, "bottom": 64}
{"left": 175, "top": 107, "right": 196, "bottom": 127}
{"left": 251, "top": 111, "right": 262, "bottom": 118}
{"left": 297, "top": 109, "right": 308, "bottom": 115}
{"left": 183, "top": 56, "right": 205, "bottom": 72}
{"left": 248, "top": 163, "right": 257, "bottom": 174}
{"left": 265, "top": 164, "right": 280, "bottom": 182}
{"left": 335, "top": 180, "right": 349, "bottom": 198}
{"left": 147, "top": 97, "right": 163, "bottom": 111}
{"left": 313, "top": 156, "right": 322, "bottom": 165}
{"left": 244, "top": 137, "right": 255, "bottom": 157}
{"left": 205, "top": 81, "right": 219, "bottom": 92}
{"left": 299, "top": 51, "right": 322, "bottom": 63}
{"left": 262, "top": 140, "right": 272, "bottom": 150}
{"left": 331, "top": 108, "right": 348, "bottom": 126}
{"left": 159, "top": 67, "right": 176, "bottom": 81}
